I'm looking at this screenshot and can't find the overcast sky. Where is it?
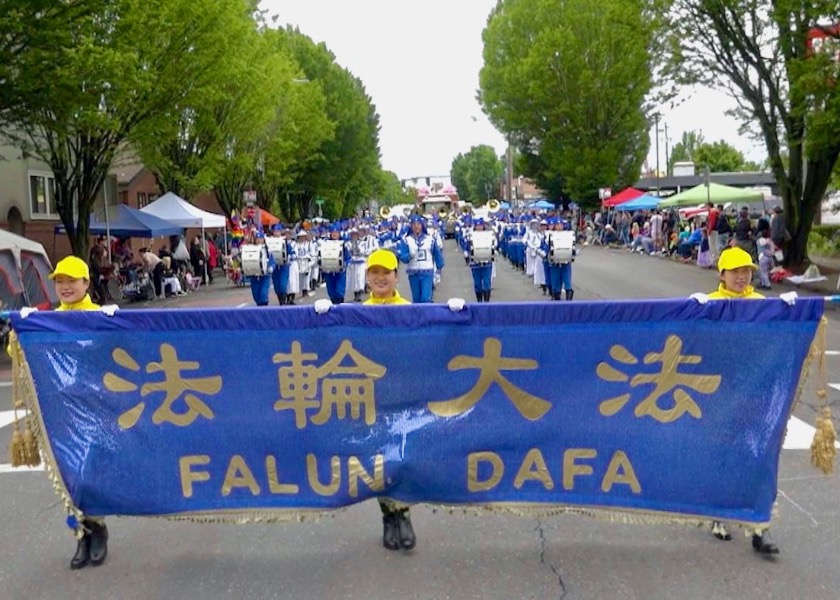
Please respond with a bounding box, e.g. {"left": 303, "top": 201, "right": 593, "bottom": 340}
{"left": 261, "top": 0, "right": 766, "bottom": 184}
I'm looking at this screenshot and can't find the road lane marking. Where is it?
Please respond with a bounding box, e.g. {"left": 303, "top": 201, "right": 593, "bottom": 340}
{"left": 784, "top": 415, "right": 840, "bottom": 450}
{"left": 0, "top": 410, "right": 16, "bottom": 430}
{"left": 825, "top": 351, "right": 840, "bottom": 356}
{"left": 0, "top": 464, "right": 44, "bottom": 474}
{"left": 0, "top": 381, "right": 11, "bottom": 388}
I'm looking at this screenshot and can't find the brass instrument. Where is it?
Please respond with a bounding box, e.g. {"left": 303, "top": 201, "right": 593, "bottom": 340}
{"left": 438, "top": 207, "right": 448, "bottom": 218}
{"left": 379, "top": 206, "right": 391, "bottom": 219}
{"left": 487, "top": 199, "right": 501, "bottom": 213}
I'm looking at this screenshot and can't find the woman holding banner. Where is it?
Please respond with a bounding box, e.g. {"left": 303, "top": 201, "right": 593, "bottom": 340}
{"left": 690, "top": 246, "right": 797, "bottom": 555}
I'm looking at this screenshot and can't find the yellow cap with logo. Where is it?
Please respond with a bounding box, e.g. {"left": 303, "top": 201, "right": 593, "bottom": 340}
{"left": 367, "top": 248, "right": 398, "bottom": 271}
{"left": 49, "top": 256, "right": 91, "bottom": 280}
{"left": 717, "top": 247, "right": 757, "bottom": 273}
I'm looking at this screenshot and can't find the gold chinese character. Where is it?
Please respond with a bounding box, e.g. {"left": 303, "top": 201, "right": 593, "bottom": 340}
{"left": 104, "top": 344, "right": 222, "bottom": 430}
{"left": 273, "top": 340, "right": 386, "bottom": 429}
{"left": 596, "top": 335, "right": 721, "bottom": 423}
{"left": 427, "top": 337, "right": 550, "bottom": 420}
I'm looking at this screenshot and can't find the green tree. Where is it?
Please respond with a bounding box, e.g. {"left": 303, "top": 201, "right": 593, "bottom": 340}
{"left": 671, "top": 0, "right": 840, "bottom": 267}
{"left": 450, "top": 145, "right": 503, "bottom": 202}
{"left": 375, "top": 170, "right": 415, "bottom": 207}
{"left": 667, "top": 130, "right": 705, "bottom": 173}
{"left": 273, "top": 27, "right": 382, "bottom": 221}
{"left": 479, "top": 0, "right": 661, "bottom": 207}
{"left": 0, "top": 0, "right": 259, "bottom": 258}
{"left": 693, "top": 140, "right": 748, "bottom": 173}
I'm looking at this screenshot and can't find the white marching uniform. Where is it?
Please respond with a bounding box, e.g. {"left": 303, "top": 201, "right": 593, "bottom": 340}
{"left": 533, "top": 231, "right": 546, "bottom": 287}
{"left": 525, "top": 228, "right": 540, "bottom": 276}
{"left": 287, "top": 241, "right": 301, "bottom": 295}
{"left": 347, "top": 238, "right": 369, "bottom": 294}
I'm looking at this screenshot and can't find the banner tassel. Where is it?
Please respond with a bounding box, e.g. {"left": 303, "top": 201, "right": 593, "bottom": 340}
{"left": 811, "top": 406, "right": 836, "bottom": 474}
{"left": 809, "top": 317, "right": 835, "bottom": 474}
{"left": 7, "top": 331, "right": 41, "bottom": 467}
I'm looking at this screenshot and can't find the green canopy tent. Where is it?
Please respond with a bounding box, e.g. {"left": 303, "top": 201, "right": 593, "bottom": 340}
{"left": 658, "top": 182, "right": 764, "bottom": 208}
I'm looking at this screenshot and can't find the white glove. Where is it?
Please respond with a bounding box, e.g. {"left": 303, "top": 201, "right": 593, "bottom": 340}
{"left": 20, "top": 307, "right": 38, "bottom": 319}
{"left": 101, "top": 305, "right": 120, "bottom": 317}
{"left": 447, "top": 297, "right": 466, "bottom": 312}
{"left": 313, "top": 298, "right": 333, "bottom": 314}
{"left": 689, "top": 293, "right": 710, "bottom": 305}
{"left": 779, "top": 291, "right": 798, "bottom": 306}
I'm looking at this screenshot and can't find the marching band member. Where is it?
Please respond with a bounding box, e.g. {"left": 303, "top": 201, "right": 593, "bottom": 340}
{"left": 296, "top": 230, "right": 315, "bottom": 300}
{"left": 248, "top": 231, "right": 274, "bottom": 307}
{"left": 322, "top": 226, "right": 351, "bottom": 304}
{"left": 347, "top": 228, "right": 368, "bottom": 302}
{"left": 690, "top": 246, "right": 798, "bottom": 555}
{"left": 533, "top": 220, "right": 548, "bottom": 291}
{"left": 270, "top": 225, "right": 295, "bottom": 305}
{"left": 464, "top": 218, "right": 495, "bottom": 302}
{"left": 286, "top": 231, "right": 303, "bottom": 304}
{"left": 401, "top": 215, "right": 443, "bottom": 303}
{"left": 525, "top": 218, "right": 540, "bottom": 277}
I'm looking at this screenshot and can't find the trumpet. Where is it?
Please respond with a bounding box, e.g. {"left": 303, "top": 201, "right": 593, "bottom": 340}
{"left": 379, "top": 206, "right": 391, "bottom": 219}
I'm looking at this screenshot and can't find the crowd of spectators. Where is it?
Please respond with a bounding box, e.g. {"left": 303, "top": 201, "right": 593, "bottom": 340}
{"left": 583, "top": 201, "right": 789, "bottom": 290}
{"left": 87, "top": 233, "right": 224, "bottom": 303}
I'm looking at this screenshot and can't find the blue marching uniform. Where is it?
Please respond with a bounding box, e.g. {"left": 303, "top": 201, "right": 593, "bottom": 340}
{"left": 465, "top": 229, "right": 495, "bottom": 302}
{"left": 400, "top": 217, "right": 443, "bottom": 303}
{"left": 270, "top": 238, "right": 295, "bottom": 305}
{"left": 323, "top": 240, "right": 352, "bottom": 304}
{"left": 250, "top": 241, "right": 275, "bottom": 307}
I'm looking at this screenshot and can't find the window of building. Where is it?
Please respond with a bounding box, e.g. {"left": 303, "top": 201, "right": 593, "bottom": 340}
{"left": 29, "top": 172, "right": 59, "bottom": 219}
{"left": 137, "top": 192, "right": 147, "bottom": 208}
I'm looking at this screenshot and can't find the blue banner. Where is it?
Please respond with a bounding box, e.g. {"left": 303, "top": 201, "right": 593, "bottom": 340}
{"left": 11, "top": 299, "right": 823, "bottom": 525}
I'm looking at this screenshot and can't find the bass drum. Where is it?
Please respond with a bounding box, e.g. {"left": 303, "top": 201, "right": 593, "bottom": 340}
{"left": 548, "top": 231, "right": 575, "bottom": 264}
{"left": 264, "top": 237, "right": 288, "bottom": 265}
{"left": 240, "top": 244, "right": 268, "bottom": 277}
{"left": 470, "top": 231, "right": 496, "bottom": 263}
{"left": 319, "top": 240, "right": 345, "bottom": 273}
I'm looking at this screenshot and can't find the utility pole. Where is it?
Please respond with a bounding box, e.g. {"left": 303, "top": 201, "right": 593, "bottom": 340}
{"left": 506, "top": 138, "right": 514, "bottom": 208}
{"left": 664, "top": 122, "right": 670, "bottom": 176}
{"left": 655, "top": 114, "right": 660, "bottom": 197}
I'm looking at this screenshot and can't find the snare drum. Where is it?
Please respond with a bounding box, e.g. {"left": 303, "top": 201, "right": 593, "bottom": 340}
{"left": 319, "top": 240, "right": 345, "bottom": 273}
{"left": 264, "top": 237, "right": 288, "bottom": 265}
{"left": 548, "top": 231, "right": 575, "bottom": 264}
{"left": 240, "top": 244, "right": 268, "bottom": 277}
{"left": 470, "top": 231, "right": 495, "bottom": 263}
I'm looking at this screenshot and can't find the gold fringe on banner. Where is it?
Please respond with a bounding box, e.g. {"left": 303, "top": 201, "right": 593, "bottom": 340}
{"left": 8, "top": 332, "right": 40, "bottom": 467}
{"left": 808, "top": 317, "right": 836, "bottom": 474}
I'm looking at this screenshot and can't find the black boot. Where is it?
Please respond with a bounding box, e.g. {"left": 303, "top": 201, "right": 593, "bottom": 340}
{"left": 711, "top": 521, "right": 732, "bottom": 541}
{"left": 553, "top": 293, "right": 563, "bottom": 301}
{"left": 752, "top": 530, "right": 779, "bottom": 555}
{"left": 354, "top": 291, "right": 362, "bottom": 303}
{"left": 70, "top": 533, "right": 91, "bottom": 570}
{"left": 483, "top": 291, "right": 491, "bottom": 302}
{"left": 287, "top": 294, "right": 296, "bottom": 305}
{"left": 87, "top": 521, "right": 109, "bottom": 566}
{"left": 382, "top": 513, "right": 400, "bottom": 550}
{"left": 541, "top": 285, "right": 547, "bottom": 295}
{"left": 475, "top": 291, "right": 483, "bottom": 302}
{"left": 395, "top": 509, "right": 416, "bottom": 550}
{"left": 565, "top": 289, "right": 574, "bottom": 301}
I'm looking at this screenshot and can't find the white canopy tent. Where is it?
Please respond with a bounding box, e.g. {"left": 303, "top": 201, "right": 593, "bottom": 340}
{"left": 140, "top": 192, "right": 227, "bottom": 281}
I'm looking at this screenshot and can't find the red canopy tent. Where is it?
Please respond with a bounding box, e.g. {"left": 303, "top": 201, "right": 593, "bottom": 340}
{"left": 601, "top": 187, "right": 643, "bottom": 208}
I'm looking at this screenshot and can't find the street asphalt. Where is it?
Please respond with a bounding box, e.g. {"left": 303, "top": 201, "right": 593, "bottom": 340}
{"left": 0, "top": 240, "right": 838, "bottom": 600}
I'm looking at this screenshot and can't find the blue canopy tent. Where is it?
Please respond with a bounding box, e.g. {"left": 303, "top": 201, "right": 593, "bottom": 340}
{"left": 89, "top": 204, "right": 183, "bottom": 238}
{"left": 615, "top": 194, "right": 660, "bottom": 211}
{"left": 527, "top": 199, "right": 555, "bottom": 210}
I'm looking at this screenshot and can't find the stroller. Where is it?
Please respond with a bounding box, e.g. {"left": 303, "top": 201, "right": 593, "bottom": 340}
{"left": 122, "top": 271, "right": 156, "bottom": 302}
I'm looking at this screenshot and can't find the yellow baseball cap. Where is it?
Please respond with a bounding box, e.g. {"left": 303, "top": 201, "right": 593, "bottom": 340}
{"left": 717, "top": 247, "right": 757, "bottom": 272}
{"left": 49, "top": 256, "right": 90, "bottom": 280}
{"left": 367, "top": 248, "right": 398, "bottom": 271}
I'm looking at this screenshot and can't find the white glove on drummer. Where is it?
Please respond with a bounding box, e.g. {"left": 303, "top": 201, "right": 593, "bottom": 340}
{"left": 101, "top": 305, "right": 120, "bottom": 317}
{"left": 20, "top": 307, "right": 38, "bottom": 319}
{"left": 447, "top": 298, "right": 466, "bottom": 312}
{"left": 314, "top": 299, "right": 333, "bottom": 314}
{"left": 779, "top": 291, "right": 798, "bottom": 306}
{"left": 689, "top": 293, "right": 710, "bottom": 305}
